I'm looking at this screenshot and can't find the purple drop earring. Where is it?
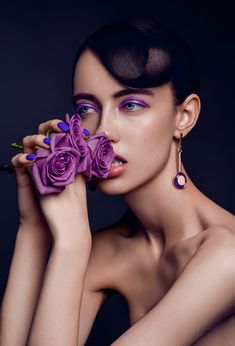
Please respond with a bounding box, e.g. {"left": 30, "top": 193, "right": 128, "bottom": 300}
{"left": 172, "top": 133, "right": 187, "bottom": 189}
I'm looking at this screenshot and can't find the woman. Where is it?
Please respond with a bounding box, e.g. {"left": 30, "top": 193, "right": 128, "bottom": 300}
{"left": 1, "top": 17, "right": 235, "bottom": 346}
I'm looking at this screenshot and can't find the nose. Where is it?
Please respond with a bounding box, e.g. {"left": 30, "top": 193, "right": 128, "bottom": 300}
{"left": 95, "top": 112, "right": 120, "bottom": 143}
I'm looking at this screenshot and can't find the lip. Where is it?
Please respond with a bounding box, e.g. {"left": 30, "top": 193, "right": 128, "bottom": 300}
{"left": 113, "top": 153, "right": 127, "bottom": 163}
{"left": 107, "top": 162, "right": 128, "bottom": 178}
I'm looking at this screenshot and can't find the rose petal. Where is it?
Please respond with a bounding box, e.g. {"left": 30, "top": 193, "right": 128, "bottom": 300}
{"left": 32, "top": 163, "right": 63, "bottom": 195}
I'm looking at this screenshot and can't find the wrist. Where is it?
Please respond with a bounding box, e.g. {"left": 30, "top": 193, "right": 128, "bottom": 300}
{"left": 16, "top": 224, "right": 52, "bottom": 255}
{"left": 18, "top": 222, "right": 52, "bottom": 242}
{"left": 53, "top": 236, "right": 92, "bottom": 260}
{"left": 50, "top": 218, "right": 92, "bottom": 249}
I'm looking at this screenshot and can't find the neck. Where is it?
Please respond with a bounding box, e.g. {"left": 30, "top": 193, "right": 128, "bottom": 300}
{"left": 123, "top": 160, "right": 218, "bottom": 250}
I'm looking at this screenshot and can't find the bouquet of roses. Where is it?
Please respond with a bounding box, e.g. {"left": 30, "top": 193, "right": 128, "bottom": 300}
{"left": 0, "top": 112, "right": 115, "bottom": 195}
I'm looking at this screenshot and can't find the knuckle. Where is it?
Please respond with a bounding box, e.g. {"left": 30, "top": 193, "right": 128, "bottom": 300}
{"left": 11, "top": 155, "right": 17, "bottom": 166}
{"left": 35, "top": 134, "right": 49, "bottom": 144}
{"left": 38, "top": 122, "right": 46, "bottom": 133}
{"left": 18, "top": 154, "right": 26, "bottom": 163}
{"left": 51, "top": 119, "right": 63, "bottom": 128}
{"left": 38, "top": 119, "right": 61, "bottom": 134}
{"left": 11, "top": 153, "right": 24, "bottom": 167}
{"left": 30, "top": 134, "right": 39, "bottom": 141}
{"left": 40, "top": 133, "right": 48, "bottom": 140}
{"left": 22, "top": 135, "right": 31, "bottom": 145}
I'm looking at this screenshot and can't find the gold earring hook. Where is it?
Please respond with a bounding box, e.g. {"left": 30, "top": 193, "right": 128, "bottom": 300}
{"left": 178, "top": 133, "right": 183, "bottom": 172}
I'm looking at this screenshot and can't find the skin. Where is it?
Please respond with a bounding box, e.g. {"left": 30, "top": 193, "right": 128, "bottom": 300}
{"left": 73, "top": 49, "right": 235, "bottom": 344}
{"left": 1, "top": 47, "right": 234, "bottom": 345}
{"left": 73, "top": 49, "right": 235, "bottom": 249}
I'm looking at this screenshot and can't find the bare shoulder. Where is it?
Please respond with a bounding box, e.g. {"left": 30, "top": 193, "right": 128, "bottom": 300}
{"left": 83, "top": 214, "right": 131, "bottom": 293}
{"left": 185, "top": 224, "right": 235, "bottom": 258}
{"left": 203, "top": 224, "right": 235, "bottom": 246}
{"left": 204, "top": 207, "right": 235, "bottom": 240}
{"left": 171, "top": 222, "right": 235, "bottom": 281}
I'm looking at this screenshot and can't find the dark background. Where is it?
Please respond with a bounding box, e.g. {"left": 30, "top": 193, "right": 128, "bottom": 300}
{"left": 0, "top": 0, "right": 234, "bottom": 345}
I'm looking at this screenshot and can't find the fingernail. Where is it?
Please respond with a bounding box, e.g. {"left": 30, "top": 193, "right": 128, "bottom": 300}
{"left": 83, "top": 128, "right": 91, "bottom": 136}
{"left": 26, "top": 154, "right": 36, "bottom": 161}
{"left": 57, "top": 122, "right": 70, "bottom": 132}
{"left": 43, "top": 137, "right": 51, "bottom": 145}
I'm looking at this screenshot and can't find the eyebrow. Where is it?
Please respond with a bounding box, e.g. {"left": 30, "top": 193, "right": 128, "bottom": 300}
{"left": 71, "top": 88, "right": 154, "bottom": 105}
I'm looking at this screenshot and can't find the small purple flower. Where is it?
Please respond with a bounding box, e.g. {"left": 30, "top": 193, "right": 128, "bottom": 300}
{"left": 32, "top": 148, "right": 80, "bottom": 195}
{"left": 65, "top": 113, "right": 89, "bottom": 156}
{"left": 86, "top": 132, "right": 115, "bottom": 179}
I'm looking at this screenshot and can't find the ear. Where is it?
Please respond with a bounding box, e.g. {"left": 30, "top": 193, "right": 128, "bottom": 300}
{"left": 174, "top": 93, "right": 201, "bottom": 139}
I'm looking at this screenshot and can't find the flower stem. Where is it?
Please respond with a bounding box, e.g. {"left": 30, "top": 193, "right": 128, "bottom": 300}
{"left": 46, "top": 128, "right": 53, "bottom": 138}
{"left": 0, "top": 163, "right": 15, "bottom": 173}
{"left": 11, "top": 142, "right": 23, "bottom": 150}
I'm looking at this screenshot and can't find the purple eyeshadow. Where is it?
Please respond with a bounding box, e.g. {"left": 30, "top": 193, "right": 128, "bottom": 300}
{"left": 119, "top": 97, "right": 150, "bottom": 110}
{"left": 74, "top": 97, "right": 150, "bottom": 115}
{"left": 75, "top": 102, "right": 100, "bottom": 113}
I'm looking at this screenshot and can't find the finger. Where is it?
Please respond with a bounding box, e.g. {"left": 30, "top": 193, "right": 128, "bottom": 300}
{"left": 11, "top": 153, "right": 34, "bottom": 186}
{"left": 38, "top": 119, "right": 70, "bottom": 135}
{"left": 11, "top": 153, "right": 36, "bottom": 170}
{"left": 11, "top": 152, "right": 35, "bottom": 172}
{"left": 11, "top": 153, "right": 26, "bottom": 169}
{"left": 22, "top": 134, "right": 51, "bottom": 153}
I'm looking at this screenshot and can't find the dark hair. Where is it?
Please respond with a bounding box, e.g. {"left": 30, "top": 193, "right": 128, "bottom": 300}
{"left": 72, "top": 17, "right": 200, "bottom": 106}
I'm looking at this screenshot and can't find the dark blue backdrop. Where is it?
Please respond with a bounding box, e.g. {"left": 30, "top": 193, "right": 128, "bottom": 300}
{"left": 0, "top": 1, "right": 234, "bottom": 345}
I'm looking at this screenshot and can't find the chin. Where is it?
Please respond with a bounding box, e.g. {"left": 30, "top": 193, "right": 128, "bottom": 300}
{"left": 95, "top": 177, "right": 132, "bottom": 195}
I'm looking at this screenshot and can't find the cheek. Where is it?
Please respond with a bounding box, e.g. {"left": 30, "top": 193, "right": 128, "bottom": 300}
{"left": 130, "top": 116, "right": 174, "bottom": 170}
{"left": 134, "top": 116, "right": 173, "bottom": 151}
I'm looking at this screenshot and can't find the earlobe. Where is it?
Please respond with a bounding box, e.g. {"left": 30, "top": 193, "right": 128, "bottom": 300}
{"left": 174, "top": 93, "right": 201, "bottom": 138}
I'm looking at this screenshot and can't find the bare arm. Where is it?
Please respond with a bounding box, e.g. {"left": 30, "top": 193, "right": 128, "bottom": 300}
{"left": 0, "top": 223, "right": 51, "bottom": 346}
{"left": 111, "top": 227, "right": 235, "bottom": 346}
{"left": 26, "top": 222, "right": 122, "bottom": 346}
{"left": 25, "top": 212, "right": 92, "bottom": 346}
{"left": 77, "top": 226, "right": 119, "bottom": 345}
{"left": 192, "top": 312, "right": 235, "bottom": 346}
{"left": 0, "top": 221, "right": 118, "bottom": 346}
{"left": 1, "top": 118, "right": 106, "bottom": 345}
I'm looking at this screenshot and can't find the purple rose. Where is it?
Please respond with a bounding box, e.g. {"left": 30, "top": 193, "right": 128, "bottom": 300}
{"left": 65, "top": 113, "right": 93, "bottom": 181}
{"left": 86, "top": 132, "right": 115, "bottom": 179}
{"left": 32, "top": 132, "right": 92, "bottom": 195}
{"left": 30, "top": 112, "right": 115, "bottom": 195}
{"left": 65, "top": 113, "right": 89, "bottom": 157}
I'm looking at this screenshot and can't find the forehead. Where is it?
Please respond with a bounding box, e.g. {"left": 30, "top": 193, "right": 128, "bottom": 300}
{"left": 73, "top": 49, "right": 124, "bottom": 92}
{"left": 73, "top": 49, "right": 174, "bottom": 102}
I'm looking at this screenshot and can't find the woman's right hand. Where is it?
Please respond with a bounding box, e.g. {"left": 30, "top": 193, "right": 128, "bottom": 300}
{"left": 10, "top": 119, "right": 69, "bottom": 232}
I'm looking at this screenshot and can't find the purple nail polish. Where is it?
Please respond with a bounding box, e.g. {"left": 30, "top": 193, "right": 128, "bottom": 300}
{"left": 26, "top": 154, "right": 36, "bottom": 161}
{"left": 83, "top": 128, "right": 90, "bottom": 136}
{"left": 57, "top": 122, "right": 70, "bottom": 132}
{"left": 43, "top": 137, "right": 51, "bottom": 145}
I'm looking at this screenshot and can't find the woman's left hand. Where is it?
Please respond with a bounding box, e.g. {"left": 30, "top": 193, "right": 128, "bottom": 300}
{"left": 25, "top": 118, "right": 92, "bottom": 247}
{"left": 38, "top": 172, "right": 91, "bottom": 246}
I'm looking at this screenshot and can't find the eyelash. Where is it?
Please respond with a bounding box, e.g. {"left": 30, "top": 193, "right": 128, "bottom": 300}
{"left": 74, "top": 101, "right": 145, "bottom": 118}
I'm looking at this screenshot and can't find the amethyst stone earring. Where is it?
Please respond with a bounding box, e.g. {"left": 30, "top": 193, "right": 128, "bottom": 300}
{"left": 172, "top": 133, "right": 187, "bottom": 189}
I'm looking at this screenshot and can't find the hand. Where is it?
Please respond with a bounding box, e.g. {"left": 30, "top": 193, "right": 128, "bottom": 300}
{"left": 10, "top": 119, "right": 70, "bottom": 232}
{"left": 11, "top": 119, "right": 91, "bottom": 245}
{"left": 39, "top": 172, "right": 91, "bottom": 245}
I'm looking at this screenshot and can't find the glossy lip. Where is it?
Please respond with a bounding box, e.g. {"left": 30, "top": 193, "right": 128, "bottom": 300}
{"left": 107, "top": 162, "right": 128, "bottom": 178}
{"left": 113, "top": 153, "right": 127, "bottom": 163}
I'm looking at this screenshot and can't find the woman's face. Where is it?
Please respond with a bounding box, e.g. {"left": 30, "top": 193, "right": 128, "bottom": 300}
{"left": 72, "top": 49, "right": 178, "bottom": 195}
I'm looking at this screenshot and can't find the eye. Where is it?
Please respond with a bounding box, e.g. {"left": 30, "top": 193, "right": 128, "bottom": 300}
{"left": 120, "top": 101, "right": 145, "bottom": 112}
{"left": 74, "top": 104, "right": 98, "bottom": 118}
